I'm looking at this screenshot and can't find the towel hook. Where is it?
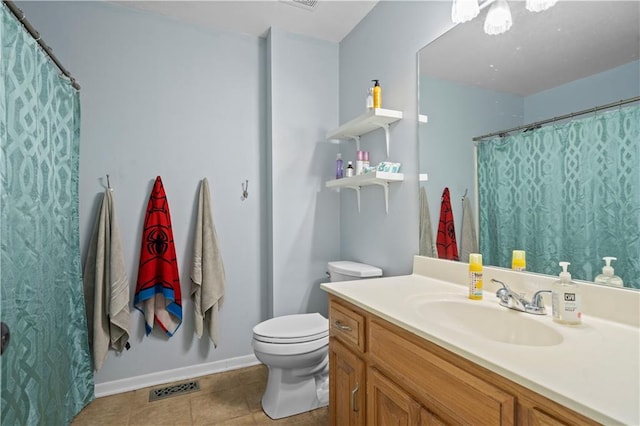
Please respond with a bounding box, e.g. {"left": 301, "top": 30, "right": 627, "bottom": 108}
{"left": 241, "top": 180, "right": 249, "bottom": 201}
{"left": 106, "top": 174, "right": 112, "bottom": 190}
{"left": 462, "top": 188, "right": 468, "bottom": 201}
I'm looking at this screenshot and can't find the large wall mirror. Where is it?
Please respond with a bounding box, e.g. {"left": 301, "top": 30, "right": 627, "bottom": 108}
{"left": 418, "top": 1, "right": 639, "bottom": 289}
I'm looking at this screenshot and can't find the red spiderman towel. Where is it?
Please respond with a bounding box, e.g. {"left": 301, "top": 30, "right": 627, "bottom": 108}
{"left": 134, "top": 176, "right": 182, "bottom": 336}
{"left": 436, "top": 187, "right": 459, "bottom": 261}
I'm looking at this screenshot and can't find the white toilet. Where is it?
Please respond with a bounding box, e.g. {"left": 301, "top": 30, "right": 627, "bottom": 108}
{"left": 252, "top": 261, "right": 383, "bottom": 419}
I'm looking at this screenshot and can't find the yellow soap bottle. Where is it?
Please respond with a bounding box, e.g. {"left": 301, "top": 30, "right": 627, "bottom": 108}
{"left": 468, "top": 253, "right": 483, "bottom": 300}
{"left": 372, "top": 79, "right": 382, "bottom": 109}
{"left": 512, "top": 250, "right": 526, "bottom": 271}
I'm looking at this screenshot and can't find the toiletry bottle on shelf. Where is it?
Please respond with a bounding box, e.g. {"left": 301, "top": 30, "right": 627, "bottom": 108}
{"left": 335, "top": 153, "right": 344, "bottom": 179}
{"left": 346, "top": 161, "right": 354, "bottom": 177}
{"left": 356, "top": 151, "right": 364, "bottom": 175}
{"left": 468, "top": 253, "right": 483, "bottom": 300}
{"left": 594, "top": 257, "right": 624, "bottom": 287}
{"left": 363, "top": 151, "right": 370, "bottom": 173}
{"left": 552, "top": 262, "right": 582, "bottom": 325}
{"left": 366, "top": 88, "right": 373, "bottom": 109}
{"left": 372, "top": 80, "right": 382, "bottom": 109}
{"left": 512, "top": 250, "right": 526, "bottom": 271}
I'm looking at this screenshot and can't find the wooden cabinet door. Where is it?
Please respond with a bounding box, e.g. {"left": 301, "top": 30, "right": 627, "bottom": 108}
{"left": 367, "top": 367, "right": 422, "bottom": 426}
{"left": 420, "top": 407, "right": 447, "bottom": 426}
{"left": 329, "top": 339, "right": 365, "bottom": 426}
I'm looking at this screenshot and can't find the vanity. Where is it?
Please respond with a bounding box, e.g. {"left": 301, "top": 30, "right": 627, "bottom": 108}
{"left": 321, "top": 256, "right": 640, "bottom": 425}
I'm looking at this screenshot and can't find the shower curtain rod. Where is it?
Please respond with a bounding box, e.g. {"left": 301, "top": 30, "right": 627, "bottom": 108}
{"left": 473, "top": 95, "right": 639, "bottom": 142}
{"left": 3, "top": 0, "right": 80, "bottom": 90}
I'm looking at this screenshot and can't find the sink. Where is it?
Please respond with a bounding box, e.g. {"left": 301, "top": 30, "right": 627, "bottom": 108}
{"left": 413, "top": 298, "right": 564, "bottom": 347}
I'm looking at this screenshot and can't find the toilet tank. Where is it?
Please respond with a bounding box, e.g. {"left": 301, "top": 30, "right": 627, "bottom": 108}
{"left": 327, "top": 261, "right": 383, "bottom": 282}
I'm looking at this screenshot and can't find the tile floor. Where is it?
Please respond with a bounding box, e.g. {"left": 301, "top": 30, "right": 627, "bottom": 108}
{"left": 72, "top": 364, "right": 328, "bottom": 425}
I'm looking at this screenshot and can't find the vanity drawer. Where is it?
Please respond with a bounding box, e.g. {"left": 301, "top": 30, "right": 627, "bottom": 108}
{"left": 369, "top": 319, "right": 515, "bottom": 425}
{"left": 329, "top": 298, "right": 365, "bottom": 353}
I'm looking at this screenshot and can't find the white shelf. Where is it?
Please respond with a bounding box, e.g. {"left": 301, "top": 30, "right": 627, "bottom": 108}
{"left": 326, "top": 108, "right": 403, "bottom": 157}
{"left": 326, "top": 171, "right": 404, "bottom": 213}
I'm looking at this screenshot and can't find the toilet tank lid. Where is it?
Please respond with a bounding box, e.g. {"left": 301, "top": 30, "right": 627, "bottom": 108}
{"left": 328, "top": 261, "right": 383, "bottom": 278}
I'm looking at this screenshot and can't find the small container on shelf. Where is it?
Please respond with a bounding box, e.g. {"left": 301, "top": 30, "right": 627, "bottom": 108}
{"left": 346, "top": 161, "right": 355, "bottom": 177}
{"left": 335, "top": 153, "right": 344, "bottom": 179}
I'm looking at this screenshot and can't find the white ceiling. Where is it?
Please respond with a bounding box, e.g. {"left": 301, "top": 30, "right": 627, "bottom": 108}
{"left": 112, "top": 0, "right": 378, "bottom": 43}
{"left": 419, "top": 1, "right": 640, "bottom": 96}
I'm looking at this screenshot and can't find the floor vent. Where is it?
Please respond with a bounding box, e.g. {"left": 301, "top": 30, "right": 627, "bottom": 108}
{"left": 149, "top": 380, "right": 200, "bottom": 402}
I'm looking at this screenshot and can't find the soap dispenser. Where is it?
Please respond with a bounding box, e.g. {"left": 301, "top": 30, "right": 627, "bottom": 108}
{"left": 594, "top": 257, "right": 624, "bottom": 287}
{"left": 551, "top": 262, "right": 582, "bottom": 325}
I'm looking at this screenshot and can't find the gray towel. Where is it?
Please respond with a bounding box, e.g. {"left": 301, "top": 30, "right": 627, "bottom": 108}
{"left": 419, "top": 186, "right": 437, "bottom": 257}
{"left": 83, "top": 189, "right": 130, "bottom": 371}
{"left": 191, "top": 178, "right": 226, "bottom": 347}
{"left": 460, "top": 195, "right": 478, "bottom": 263}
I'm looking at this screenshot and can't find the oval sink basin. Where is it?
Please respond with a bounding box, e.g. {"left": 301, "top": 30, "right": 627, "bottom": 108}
{"left": 414, "top": 299, "right": 564, "bottom": 347}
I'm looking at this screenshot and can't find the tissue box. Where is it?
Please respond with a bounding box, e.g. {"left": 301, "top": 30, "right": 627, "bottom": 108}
{"left": 376, "top": 162, "right": 401, "bottom": 173}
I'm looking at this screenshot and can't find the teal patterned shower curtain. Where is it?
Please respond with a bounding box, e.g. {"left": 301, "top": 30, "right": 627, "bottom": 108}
{"left": 1, "top": 4, "right": 93, "bottom": 424}
{"left": 478, "top": 104, "right": 640, "bottom": 287}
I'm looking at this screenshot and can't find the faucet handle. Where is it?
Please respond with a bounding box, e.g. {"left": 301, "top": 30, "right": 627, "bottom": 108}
{"left": 492, "top": 279, "right": 511, "bottom": 304}
{"left": 531, "top": 290, "right": 552, "bottom": 308}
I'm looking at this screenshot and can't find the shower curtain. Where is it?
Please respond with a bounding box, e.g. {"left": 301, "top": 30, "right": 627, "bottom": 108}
{"left": 477, "top": 104, "right": 640, "bottom": 287}
{"left": 1, "top": 4, "right": 94, "bottom": 424}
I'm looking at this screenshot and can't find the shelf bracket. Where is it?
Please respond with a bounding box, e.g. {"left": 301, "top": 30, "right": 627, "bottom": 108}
{"left": 348, "top": 135, "right": 361, "bottom": 152}
{"left": 371, "top": 181, "right": 390, "bottom": 213}
{"left": 373, "top": 123, "right": 391, "bottom": 157}
{"left": 345, "top": 185, "right": 361, "bottom": 212}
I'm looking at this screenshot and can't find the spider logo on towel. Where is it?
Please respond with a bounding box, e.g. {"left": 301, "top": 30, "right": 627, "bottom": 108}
{"left": 147, "top": 228, "right": 169, "bottom": 256}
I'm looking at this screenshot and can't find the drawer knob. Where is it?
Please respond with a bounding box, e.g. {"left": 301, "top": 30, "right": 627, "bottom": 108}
{"left": 334, "top": 320, "right": 353, "bottom": 332}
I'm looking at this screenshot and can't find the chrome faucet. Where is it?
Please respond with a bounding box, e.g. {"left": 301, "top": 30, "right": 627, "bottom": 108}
{"left": 492, "top": 279, "right": 551, "bottom": 315}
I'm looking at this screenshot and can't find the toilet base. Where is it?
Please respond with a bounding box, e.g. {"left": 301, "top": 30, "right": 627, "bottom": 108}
{"left": 261, "top": 366, "right": 329, "bottom": 419}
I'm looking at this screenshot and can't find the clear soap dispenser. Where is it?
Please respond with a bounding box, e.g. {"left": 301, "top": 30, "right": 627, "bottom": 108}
{"left": 594, "top": 257, "right": 624, "bottom": 287}
{"left": 552, "top": 262, "right": 582, "bottom": 325}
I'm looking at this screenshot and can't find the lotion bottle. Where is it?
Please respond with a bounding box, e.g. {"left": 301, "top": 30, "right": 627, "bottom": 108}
{"left": 468, "top": 253, "right": 483, "bottom": 300}
{"left": 594, "top": 257, "right": 624, "bottom": 287}
{"left": 552, "top": 262, "right": 582, "bottom": 325}
{"left": 372, "top": 80, "right": 382, "bottom": 109}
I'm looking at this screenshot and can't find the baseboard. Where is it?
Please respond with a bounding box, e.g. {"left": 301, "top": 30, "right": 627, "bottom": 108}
{"left": 94, "top": 354, "right": 260, "bottom": 397}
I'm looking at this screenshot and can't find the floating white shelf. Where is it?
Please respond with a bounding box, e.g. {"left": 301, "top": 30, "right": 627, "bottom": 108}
{"left": 326, "top": 171, "right": 404, "bottom": 213}
{"left": 326, "top": 108, "right": 403, "bottom": 157}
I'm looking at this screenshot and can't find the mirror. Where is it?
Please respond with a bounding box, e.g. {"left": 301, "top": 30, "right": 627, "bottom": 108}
{"left": 418, "top": 1, "right": 639, "bottom": 289}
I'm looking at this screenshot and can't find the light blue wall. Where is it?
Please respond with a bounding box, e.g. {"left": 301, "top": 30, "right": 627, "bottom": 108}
{"left": 338, "top": 1, "right": 453, "bottom": 276}
{"left": 524, "top": 60, "right": 640, "bottom": 122}
{"left": 17, "top": 1, "right": 339, "bottom": 386}
{"left": 266, "top": 28, "right": 339, "bottom": 318}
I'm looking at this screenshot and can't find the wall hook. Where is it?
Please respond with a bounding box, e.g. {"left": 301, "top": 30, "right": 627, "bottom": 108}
{"left": 106, "top": 174, "right": 112, "bottom": 190}
{"left": 241, "top": 180, "right": 249, "bottom": 201}
{"left": 462, "top": 188, "right": 468, "bottom": 201}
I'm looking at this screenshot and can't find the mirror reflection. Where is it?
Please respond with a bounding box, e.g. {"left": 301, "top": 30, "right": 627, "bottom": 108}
{"left": 417, "top": 1, "right": 639, "bottom": 289}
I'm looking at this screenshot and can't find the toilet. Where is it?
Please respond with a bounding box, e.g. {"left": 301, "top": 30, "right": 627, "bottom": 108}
{"left": 252, "top": 261, "right": 383, "bottom": 419}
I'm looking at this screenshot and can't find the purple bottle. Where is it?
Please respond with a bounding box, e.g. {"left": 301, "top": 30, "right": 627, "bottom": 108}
{"left": 335, "top": 153, "right": 344, "bottom": 179}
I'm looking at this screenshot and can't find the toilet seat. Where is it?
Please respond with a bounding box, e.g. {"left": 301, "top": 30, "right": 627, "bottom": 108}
{"left": 252, "top": 335, "right": 328, "bottom": 356}
{"left": 253, "top": 313, "right": 328, "bottom": 344}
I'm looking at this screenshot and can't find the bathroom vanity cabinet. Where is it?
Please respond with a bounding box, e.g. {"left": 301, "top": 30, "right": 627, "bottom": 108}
{"left": 328, "top": 295, "right": 599, "bottom": 426}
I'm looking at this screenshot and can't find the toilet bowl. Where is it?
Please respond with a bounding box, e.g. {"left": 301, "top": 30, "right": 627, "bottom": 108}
{"left": 252, "top": 261, "right": 382, "bottom": 419}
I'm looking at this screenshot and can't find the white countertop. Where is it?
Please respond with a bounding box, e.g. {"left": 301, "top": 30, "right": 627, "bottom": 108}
{"left": 321, "top": 273, "right": 640, "bottom": 425}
